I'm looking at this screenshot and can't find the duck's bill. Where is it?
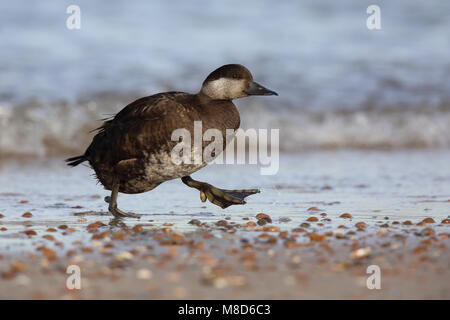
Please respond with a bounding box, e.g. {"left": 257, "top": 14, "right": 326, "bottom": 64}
{"left": 245, "top": 82, "right": 278, "bottom": 96}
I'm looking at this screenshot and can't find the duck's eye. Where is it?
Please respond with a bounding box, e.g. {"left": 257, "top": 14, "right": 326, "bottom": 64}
{"left": 232, "top": 74, "right": 239, "bottom": 79}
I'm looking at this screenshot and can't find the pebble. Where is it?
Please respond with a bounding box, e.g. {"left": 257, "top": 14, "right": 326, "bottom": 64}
{"left": 351, "top": 247, "right": 371, "bottom": 259}
{"left": 308, "top": 233, "right": 327, "bottom": 242}
{"left": 215, "top": 220, "right": 228, "bottom": 227}
{"left": 257, "top": 219, "right": 267, "bottom": 226}
{"left": 355, "top": 222, "right": 366, "bottom": 230}
{"left": 256, "top": 213, "right": 272, "bottom": 223}
{"left": 114, "top": 251, "right": 133, "bottom": 261}
{"left": 333, "top": 230, "right": 346, "bottom": 239}
{"left": 420, "top": 228, "right": 435, "bottom": 237}
{"left": 11, "top": 260, "right": 27, "bottom": 272}
{"left": 300, "top": 223, "right": 310, "bottom": 228}
{"left": 136, "top": 269, "right": 152, "bottom": 280}
{"left": 188, "top": 219, "right": 201, "bottom": 225}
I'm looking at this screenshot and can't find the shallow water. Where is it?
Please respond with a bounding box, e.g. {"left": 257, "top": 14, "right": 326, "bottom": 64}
{"left": 1, "top": 150, "right": 449, "bottom": 252}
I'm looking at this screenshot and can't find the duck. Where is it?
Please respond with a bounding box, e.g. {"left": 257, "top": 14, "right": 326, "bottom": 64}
{"left": 66, "top": 64, "right": 278, "bottom": 218}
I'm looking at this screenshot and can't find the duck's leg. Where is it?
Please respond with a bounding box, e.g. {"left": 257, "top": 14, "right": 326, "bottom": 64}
{"left": 181, "top": 176, "right": 260, "bottom": 209}
{"left": 105, "top": 179, "right": 141, "bottom": 219}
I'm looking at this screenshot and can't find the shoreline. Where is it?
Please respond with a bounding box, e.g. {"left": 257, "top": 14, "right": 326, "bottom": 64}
{"left": 0, "top": 151, "right": 449, "bottom": 299}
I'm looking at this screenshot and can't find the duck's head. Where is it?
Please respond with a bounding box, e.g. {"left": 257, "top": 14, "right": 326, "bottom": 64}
{"left": 200, "top": 64, "right": 278, "bottom": 100}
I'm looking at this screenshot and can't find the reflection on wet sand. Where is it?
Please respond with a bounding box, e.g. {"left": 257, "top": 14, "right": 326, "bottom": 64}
{"left": 0, "top": 151, "right": 449, "bottom": 298}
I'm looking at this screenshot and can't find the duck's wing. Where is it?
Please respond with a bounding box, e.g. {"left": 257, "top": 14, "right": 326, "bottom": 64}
{"left": 93, "top": 93, "right": 179, "bottom": 134}
{"left": 87, "top": 92, "right": 196, "bottom": 164}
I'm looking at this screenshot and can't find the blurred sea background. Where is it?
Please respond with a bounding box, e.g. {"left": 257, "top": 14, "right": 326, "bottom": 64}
{"left": 0, "top": 0, "right": 450, "bottom": 157}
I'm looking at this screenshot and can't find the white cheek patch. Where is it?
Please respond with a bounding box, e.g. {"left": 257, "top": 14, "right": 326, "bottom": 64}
{"left": 202, "top": 78, "right": 246, "bottom": 99}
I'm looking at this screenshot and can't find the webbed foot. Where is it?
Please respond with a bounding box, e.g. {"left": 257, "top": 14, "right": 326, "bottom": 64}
{"left": 181, "top": 176, "right": 260, "bottom": 209}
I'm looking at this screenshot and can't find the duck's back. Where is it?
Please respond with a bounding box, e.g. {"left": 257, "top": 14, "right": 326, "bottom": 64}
{"left": 85, "top": 92, "right": 240, "bottom": 193}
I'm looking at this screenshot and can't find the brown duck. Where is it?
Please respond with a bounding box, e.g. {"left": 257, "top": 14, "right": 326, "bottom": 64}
{"left": 66, "top": 64, "right": 277, "bottom": 218}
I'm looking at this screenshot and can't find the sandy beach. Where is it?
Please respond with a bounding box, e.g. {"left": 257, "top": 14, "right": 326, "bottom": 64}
{"left": 0, "top": 151, "right": 449, "bottom": 299}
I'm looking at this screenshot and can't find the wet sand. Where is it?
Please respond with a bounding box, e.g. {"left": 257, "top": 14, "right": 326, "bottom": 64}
{"left": 0, "top": 151, "right": 449, "bottom": 299}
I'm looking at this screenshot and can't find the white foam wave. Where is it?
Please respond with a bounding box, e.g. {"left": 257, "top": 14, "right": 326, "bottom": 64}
{"left": 1, "top": 95, "right": 450, "bottom": 158}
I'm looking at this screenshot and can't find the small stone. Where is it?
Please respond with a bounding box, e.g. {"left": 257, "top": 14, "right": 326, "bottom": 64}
{"left": 333, "top": 230, "right": 346, "bottom": 239}
{"left": 11, "top": 260, "right": 27, "bottom": 272}
{"left": 340, "top": 213, "right": 352, "bottom": 219}
{"left": 256, "top": 213, "right": 272, "bottom": 223}
{"left": 300, "top": 223, "right": 310, "bottom": 228}
{"left": 355, "top": 222, "right": 366, "bottom": 230}
{"left": 114, "top": 251, "right": 133, "bottom": 261}
{"left": 308, "top": 233, "right": 327, "bottom": 242}
{"left": 263, "top": 226, "right": 280, "bottom": 232}
{"left": 257, "top": 219, "right": 267, "bottom": 226}
{"left": 216, "top": 220, "right": 228, "bottom": 227}
{"left": 42, "top": 235, "right": 55, "bottom": 241}
{"left": 136, "top": 269, "right": 152, "bottom": 280}
{"left": 188, "top": 219, "right": 201, "bottom": 226}
{"left": 420, "top": 227, "right": 435, "bottom": 237}
{"left": 87, "top": 221, "right": 105, "bottom": 229}
{"left": 23, "top": 230, "right": 37, "bottom": 236}
{"left": 39, "top": 247, "right": 57, "bottom": 261}
{"left": 351, "top": 247, "right": 371, "bottom": 259}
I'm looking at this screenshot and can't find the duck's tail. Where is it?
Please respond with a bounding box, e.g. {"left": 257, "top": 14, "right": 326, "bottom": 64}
{"left": 65, "top": 155, "right": 87, "bottom": 167}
